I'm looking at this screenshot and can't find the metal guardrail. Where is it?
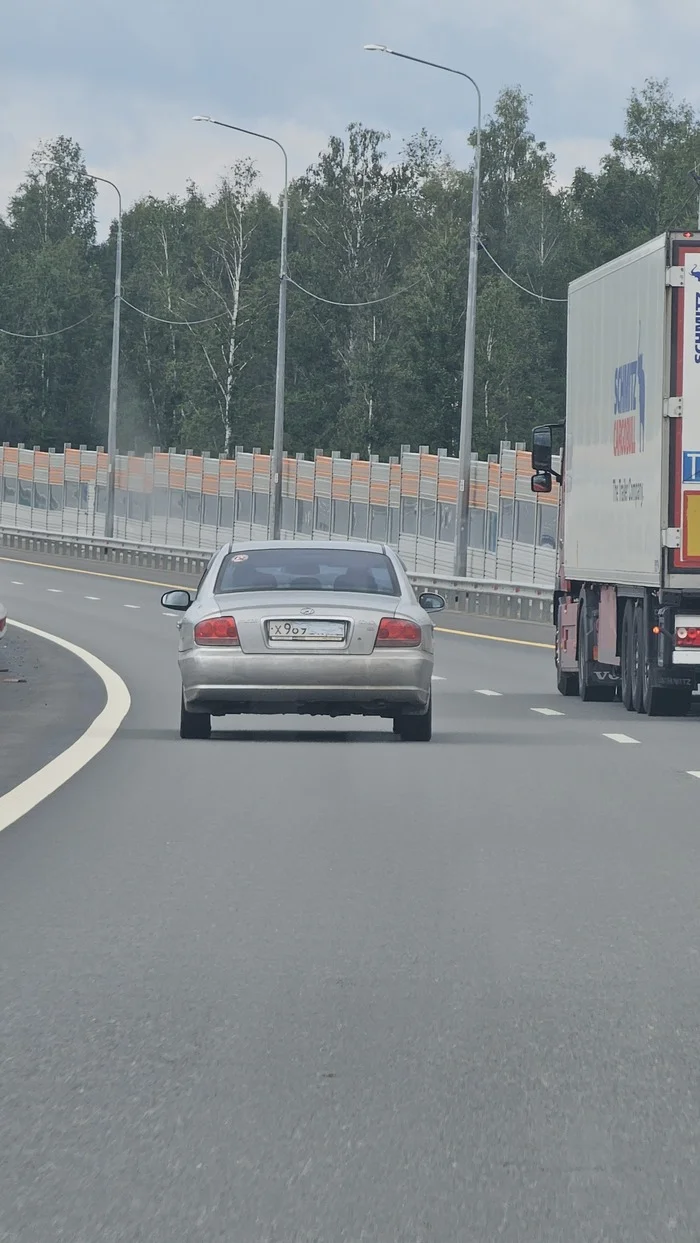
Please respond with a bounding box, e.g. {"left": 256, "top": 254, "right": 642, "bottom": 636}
{"left": 0, "top": 526, "right": 554, "bottom": 624}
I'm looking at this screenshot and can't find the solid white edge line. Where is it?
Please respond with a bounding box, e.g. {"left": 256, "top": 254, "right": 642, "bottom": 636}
{"left": 0, "top": 620, "right": 131, "bottom": 833}
{"left": 687, "top": 771, "right": 700, "bottom": 779}
{"left": 474, "top": 689, "right": 502, "bottom": 696}
{"left": 602, "top": 732, "right": 640, "bottom": 745}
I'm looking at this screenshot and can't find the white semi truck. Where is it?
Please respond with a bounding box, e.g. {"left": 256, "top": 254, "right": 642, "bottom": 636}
{"left": 532, "top": 230, "right": 700, "bottom": 715}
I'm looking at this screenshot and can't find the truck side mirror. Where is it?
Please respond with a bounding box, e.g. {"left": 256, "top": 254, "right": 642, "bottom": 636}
{"left": 531, "top": 425, "right": 553, "bottom": 472}
{"left": 531, "top": 471, "right": 552, "bottom": 494}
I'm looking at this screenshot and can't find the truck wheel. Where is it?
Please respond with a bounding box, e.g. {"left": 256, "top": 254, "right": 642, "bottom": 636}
{"left": 578, "top": 591, "right": 616, "bottom": 702}
{"left": 631, "top": 605, "right": 645, "bottom": 713}
{"left": 180, "top": 692, "right": 211, "bottom": 740}
{"left": 557, "top": 665, "right": 579, "bottom": 696}
{"left": 554, "top": 604, "right": 579, "bottom": 696}
{"left": 555, "top": 630, "right": 579, "bottom": 696}
{"left": 620, "top": 601, "right": 635, "bottom": 711}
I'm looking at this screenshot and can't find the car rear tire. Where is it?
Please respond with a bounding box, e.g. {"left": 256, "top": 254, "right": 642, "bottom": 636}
{"left": 395, "top": 696, "right": 432, "bottom": 742}
{"left": 180, "top": 692, "right": 211, "bottom": 740}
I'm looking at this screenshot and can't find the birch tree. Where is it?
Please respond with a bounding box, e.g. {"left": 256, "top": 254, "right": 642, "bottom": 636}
{"left": 181, "top": 162, "right": 265, "bottom": 455}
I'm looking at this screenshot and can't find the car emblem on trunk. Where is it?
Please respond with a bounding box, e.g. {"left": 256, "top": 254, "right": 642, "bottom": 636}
{"left": 300, "top": 608, "right": 315, "bottom": 615}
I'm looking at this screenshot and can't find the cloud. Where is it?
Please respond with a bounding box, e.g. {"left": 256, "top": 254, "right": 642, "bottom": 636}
{"left": 2, "top": 0, "right": 700, "bottom": 249}
{"left": 0, "top": 73, "right": 329, "bottom": 239}
{"left": 549, "top": 138, "right": 612, "bottom": 187}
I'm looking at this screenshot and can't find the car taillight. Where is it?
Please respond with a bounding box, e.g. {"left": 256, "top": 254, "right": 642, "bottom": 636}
{"left": 194, "top": 616, "right": 239, "bottom": 646}
{"left": 375, "top": 618, "right": 422, "bottom": 648}
{"left": 676, "top": 626, "right": 700, "bottom": 648}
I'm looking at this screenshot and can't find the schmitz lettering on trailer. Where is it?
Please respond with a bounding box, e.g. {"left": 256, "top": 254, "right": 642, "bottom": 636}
{"left": 613, "top": 353, "right": 645, "bottom": 456}
{"left": 688, "top": 267, "right": 700, "bottom": 361}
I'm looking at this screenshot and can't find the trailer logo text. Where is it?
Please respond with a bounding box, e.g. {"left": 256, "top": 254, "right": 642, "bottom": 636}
{"left": 613, "top": 353, "right": 645, "bottom": 455}
{"left": 693, "top": 290, "right": 700, "bottom": 363}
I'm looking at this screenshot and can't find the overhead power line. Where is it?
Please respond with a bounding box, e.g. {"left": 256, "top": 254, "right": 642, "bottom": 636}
{"left": 287, "top": 274, "right": 425, "bottom": 308}
{"left": 0, "top": 307, "right": 107, "bottom": 339}
{"left": 120, "top": 298, "right": 229, "bottom": 326}
{"left": 479, "top": 240, "right": 567, "bottom": 303}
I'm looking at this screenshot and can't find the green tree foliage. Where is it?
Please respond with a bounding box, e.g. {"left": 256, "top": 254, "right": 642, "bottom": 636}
{"left": 1, "top": 80, "right": 699, "bottom": 458}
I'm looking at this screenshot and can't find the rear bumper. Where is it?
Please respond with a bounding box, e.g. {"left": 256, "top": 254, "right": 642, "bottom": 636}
{"left": 179, "top": 648, "right": 432, "bottom": 716}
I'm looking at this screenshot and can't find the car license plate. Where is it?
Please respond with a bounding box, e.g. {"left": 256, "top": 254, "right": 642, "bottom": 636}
{"left": 267, "top": 619, "right": 346, "bottom": 642}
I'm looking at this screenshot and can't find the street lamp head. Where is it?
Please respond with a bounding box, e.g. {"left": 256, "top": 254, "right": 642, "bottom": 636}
{"left": 364, "top": 43, "right": 392, "bottom": 53}
{"left": 192, "top": 115, "right": 213, "bottom": 122}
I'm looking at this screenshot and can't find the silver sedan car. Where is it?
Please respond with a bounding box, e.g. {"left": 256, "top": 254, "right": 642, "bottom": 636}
{"left": 161, "top": 541, "right": 445, "bottom": 741}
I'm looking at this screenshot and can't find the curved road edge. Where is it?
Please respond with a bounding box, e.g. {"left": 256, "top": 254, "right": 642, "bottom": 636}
{"left": 0, "top": 620, "right": 131, "bottom": 834}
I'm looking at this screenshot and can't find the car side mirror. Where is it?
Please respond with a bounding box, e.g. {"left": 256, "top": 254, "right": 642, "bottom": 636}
{"left": 531, "top": 471, "right": 552, "bottom": 494}
{"left": 419, "top": 591, "right": 446, "bottom": 613}
{"left": 161, "top": 589, "right": 191, "bottom": 611}
{"left": 531, "top": 425, "right": 553, "bottom": 472}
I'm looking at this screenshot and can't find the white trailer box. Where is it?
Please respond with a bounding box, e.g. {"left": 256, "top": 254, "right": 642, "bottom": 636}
{"left": 540, "top": 231, "right": 700, "bottom": 715}
{"left": 563, "top": 234, "right": 668, "bottom": 588}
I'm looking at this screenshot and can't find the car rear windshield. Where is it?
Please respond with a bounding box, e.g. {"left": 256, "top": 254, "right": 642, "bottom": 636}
{"left": 215, "top": 548, "right": 400, "bottom": 596}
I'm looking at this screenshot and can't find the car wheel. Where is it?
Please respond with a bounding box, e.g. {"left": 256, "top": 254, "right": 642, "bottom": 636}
{"left": 395, "top": 695, "right": 432, "bottom": 742}
{"left": 180, "top": 692, "right": 211, "bottom": 740}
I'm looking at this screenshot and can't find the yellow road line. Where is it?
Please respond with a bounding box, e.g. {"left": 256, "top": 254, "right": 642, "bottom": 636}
{"left": 1, "top": 553, "right": 554, "bottom": 648}
{"left": 436, "top": 625, "right": 554, "bottom": 650}
{"left": 0, "top": 554, "right": 185, "bottom": 590}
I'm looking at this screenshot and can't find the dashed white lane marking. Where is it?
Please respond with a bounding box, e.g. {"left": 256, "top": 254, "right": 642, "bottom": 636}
{"left": 85, "top": 596, "right": 100, "bottom": 601}
{"left": 687, "top": 772, "right": 700, "bottom": 780}
{"left": 0, "top": 621, "right": 131, "bottom": 834}
{"left": 474, "top": 689, "right": 502, "bottom": 697}
{"left": 603, "top": 732, "right": 640, "bottom": 745}
{"left": 11, "top": 581, "right": 23, "bottom": 585}
{"left": 431, "top": 675, "right": 446, "bottom": 682}
{"left": 46, "top": 588, "right": 62, "bottom": 593}
{"left": 124, "top": 604, "right": 140, "bottom": 610}
{"left": 531, "top": 707, "right": 565, "bottom": 717}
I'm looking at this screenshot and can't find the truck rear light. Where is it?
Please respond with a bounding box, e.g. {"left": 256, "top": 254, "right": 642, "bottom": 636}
{"left": 194, "top": 616, "right": 239, "bottom": 646}
{"left": 676, "top": 626, "right": 700, "bottom": 648}
{"left": 375, "top": 618, "right": 422, "bottom": 648}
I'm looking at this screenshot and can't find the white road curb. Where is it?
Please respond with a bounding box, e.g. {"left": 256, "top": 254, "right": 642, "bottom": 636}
{"left": 0, "top": 620, "right": 131, "bottom": 833}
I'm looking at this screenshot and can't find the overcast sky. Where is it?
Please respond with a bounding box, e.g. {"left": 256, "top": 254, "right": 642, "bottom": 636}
{"left": 0, "top": 0, "right": 692, "bottom": 237}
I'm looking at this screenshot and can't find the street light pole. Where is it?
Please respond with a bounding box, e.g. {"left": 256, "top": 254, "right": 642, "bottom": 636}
{"left": 193, "top": 116, "right": 289, "bottom": 540}
{"left": 88, "top": 174, "right": 122, "bottom": 539}
{"left": 690, "top": 169, "right": 700, "bottom": 230}
{"left": 364, "top": 45, "right": 482, "bottom": 577}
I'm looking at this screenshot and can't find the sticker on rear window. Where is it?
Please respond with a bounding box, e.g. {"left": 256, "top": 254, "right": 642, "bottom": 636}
{"left": 232, "top": 554, "right": 248, "bottom": 562}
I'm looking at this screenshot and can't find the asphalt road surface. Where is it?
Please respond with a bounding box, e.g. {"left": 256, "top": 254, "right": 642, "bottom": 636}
{"left": 2, "top": 554, "right": 700, "bottom": 1241}
{"left": 0, "top": 625, "right": 105, "bottom": 798}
